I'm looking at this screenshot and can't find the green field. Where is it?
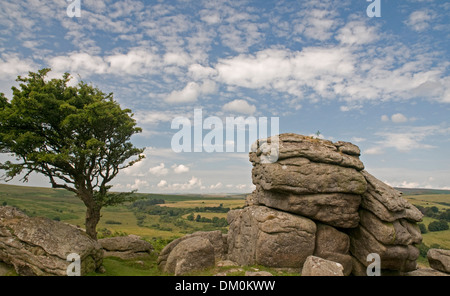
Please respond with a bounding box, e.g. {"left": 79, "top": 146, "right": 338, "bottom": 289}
{"left": 0, "top": 183, "right": 245, "bottom": 240}
{"left": 403, "top": 194, "right": 450, "bottom": 250}
{"left": 1, "top": 183, "right": 449, "bottom": 275}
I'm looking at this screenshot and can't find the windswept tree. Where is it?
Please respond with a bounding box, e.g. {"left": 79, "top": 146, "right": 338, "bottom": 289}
{"left": 0, "top": 69, "right": 145, "bottom": 239}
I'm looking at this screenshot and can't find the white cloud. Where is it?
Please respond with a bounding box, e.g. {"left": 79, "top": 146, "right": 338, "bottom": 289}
{"left": 364, "top": 147, "right": 384, "bottom": 155}
{"left": 216, "top": 47, "right": 355, "bottom": 99}
{"left": 0, "top": 54, "right": 37, "bottom": 79}
{"left": 381, "top": 113, "right": 409, "bottom": 123}
{"left": 391, "top": 113, "right": 408, "bottom": 123}
{"left": 157, "top": 180, "right": 168, "bottom": 188}
{"left": 163, "top": 51, "right": 191, "bottom": 67}
{"left": 49, "top": 53, "right": 107, "bottom": 76}
{"left": 127, "top": 179, "right": 149, "bottom": 190}
{"left": 164, "top": 80, "right": 216, "bottom": 104}
{"left": 106, "top": 49, "right": 160, "bottom": 75}
{"left": 200, "top": 10, "right": 221, "bottom": 25}
{"left": 148, "top": 163, "right": 169, "bottom": 176}
{"left": 222, "top": 99, "right": 256, "bottom": 115}
{"left": 188, "top": 64, "right": 217, "bottom": 80}
{"left": 172, "top": 164, "right": 190, "bottom": 174}
{"left": 168, "top": 176, "right": 204, "bottom": 191}
{"left": 350, "top": 137, "right": 366, "bottom": 143}
{"left": 235, "top": 184, "right": 248, "bottom": 190}
{"left": 210, "top": 182, "right": 223, "bottom": 190}
{"left": 396, "top": 181, "right": 421, "bottom": 188}
{"left": 373, "top": 125, "right": 444, "bottom": 152}
{"left": 404, "top": 10, "right": 436, "bottom": 32}
{"left": 294, "top": 8, "right": 338, "bottom": 41}
{"left": 336, "top": 20, "right": 379, "bottom": 45}
{"left": 122, "top": 159, "right": 145, "bottom": 176}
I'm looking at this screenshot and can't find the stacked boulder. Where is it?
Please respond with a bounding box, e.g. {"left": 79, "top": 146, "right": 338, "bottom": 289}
{"left": 227, "top": 133, "right": 423, "bottom": 275}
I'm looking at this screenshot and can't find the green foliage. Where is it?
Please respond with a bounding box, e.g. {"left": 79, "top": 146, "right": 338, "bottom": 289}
{"left": 417, "top": 205, "right": 450, "bottom": 222}
{"left": 437, "top": 209, "right": 450, "bottom": 222}
{"left": 417, "top": 243, "right": 429, "bottom": 258}
{"left": 0, "top": 69, "right": 144, "bottom": 204}
{"left": 0, "top": 69, "right": 145, "bottom": 238}
{"left": 418, "top": 223, "right": 428, "bottom": 234}
{"left": 428, "top": 220, "right": 449, "bottom": 232}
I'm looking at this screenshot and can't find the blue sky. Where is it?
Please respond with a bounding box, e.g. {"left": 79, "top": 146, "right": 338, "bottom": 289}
{"left": 0, "top": 0, "right": 449, "bottom": 193}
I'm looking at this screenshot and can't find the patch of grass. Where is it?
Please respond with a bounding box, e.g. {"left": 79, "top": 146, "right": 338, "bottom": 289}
{"left": 87, "top": 253, "right": 165, "bottom": 276}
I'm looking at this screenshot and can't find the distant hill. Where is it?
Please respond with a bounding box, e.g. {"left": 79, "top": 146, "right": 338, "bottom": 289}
{"left": 395, "top": 187, "right": 450, "bottom": 195}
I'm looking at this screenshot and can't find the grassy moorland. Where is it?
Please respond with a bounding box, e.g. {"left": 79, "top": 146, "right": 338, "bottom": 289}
{"left": 0, "top": 184, "right": 449, "bottom": 275}
{"left": 0, "top": 183, "right": 245, "bottom": 241}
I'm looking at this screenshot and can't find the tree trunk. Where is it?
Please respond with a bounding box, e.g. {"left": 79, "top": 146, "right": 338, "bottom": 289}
{"left": 85, "top": 204, "right": 101, "bottom": 240}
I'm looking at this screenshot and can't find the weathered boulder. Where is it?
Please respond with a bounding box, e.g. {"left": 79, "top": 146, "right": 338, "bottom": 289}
{"left": 164, "top": 236, "right": 215, "bottom": 276}
{"left": 158, "top": 230, "right": 227, "bottom": 272}
{"left": 301, "top": 255, "right": 344, "bottom": 276}
{"left": 247, "top": 187, "right": 361, "bottom": 228}
{"left": 349, "top": 225, "right": 419, "bottom": 272}
{"left": 347, "top": 171, "right": 423, "bottom": 274}
{"left": 99, "top": 235, "right": 153, "bottom": 259}
{"left": 405, "top": 268, "right": 450, "bottom": 276}
{"left": 358, "top": 209, "right": 422, "bottom": 246}
{"left": 250, "top": 133, "right": 364, "bottom": 171}
{"left": 360, "top": 171, "right": 423, "bottom": 222}
{"left": 227, "top": 205, "right": 316, "bottom": 268}
{"left": 0, "top": 206, "right": 103, "bottom": 276}
{"left": 252, "top": 157, "right": 367, "bottom": 196}
{"left": 427, "top": 249, "right": 450, "bottom": 274}
{"left": 313, "top": 223, "right": 353, "bottom": 276}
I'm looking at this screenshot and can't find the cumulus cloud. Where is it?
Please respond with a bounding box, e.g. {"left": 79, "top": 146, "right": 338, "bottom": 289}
{"left": 127, "top": 179, "right": 149, "bottom": 190}
{"left": 148, "top": 163, "right": 169, "bottom": 176}
{"left": 0, "top": 54, "right": 37, "bottom": 79}
{"left": 404, "top": 10, "right": 436, "bottom": 32}
{"left": 164, "top": 80, "right": 216, "bottom": 104}
{"left": 168, "top": 176, "right": 204, "bottom": 191}
{"left": 294, "top": 8, "right": 339, "bottom": 41}
{"left": 381, "top": 113, "right": 409, "bottom": 123}
{"left": 364, "top": 147, "right": 384, "bottom": 155}
{"left": 381, "top": 115, "right": 390, "bottom": 122}
{"left": 336, "top": 20, "right": 379, "bottom": 45}
{"left": 209, "top": 182, "right": 223, "bottom": 190}
{"left": 391, "top": 113, "right": 409, "bottom": 123}
{"left": 222, "top": 99, "right": 256, "bottom": 115}
{"left": 157, "top": 180, "right": 167, "bottom": 188}
{"left": 172, "top": 164, "right": 190, "bottom": 174}
{"left": 48, "top": 48, "right": 161, "bottom": 77}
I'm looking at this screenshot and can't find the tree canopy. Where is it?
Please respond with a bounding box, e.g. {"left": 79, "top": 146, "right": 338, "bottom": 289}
{"left": 0, "top": 68, "right": 145, "bottom": 239}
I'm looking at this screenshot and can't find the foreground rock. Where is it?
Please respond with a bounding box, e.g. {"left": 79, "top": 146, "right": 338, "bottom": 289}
{"left": 165, "top": 236, "right": 215, "bottom": 276}
{"left": 405, "top": 268, "right": 450, "bottom": 276}
{"left": 301, "top": 256, "right": 344, "bottom": 276}
{"left": 158, "top": 230, "right": 227, "bottom": 275}
{"left": 427, "top": 249, "right": 450, "bottom": 274}
{"left": 0, "top": 206, "right": 103, "bottom": 276}
{"left": 99, "top": 235, "right": 153, "bottom": 259}
{"left": 227, "top": 206, "right": 316, "bottom": 268}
